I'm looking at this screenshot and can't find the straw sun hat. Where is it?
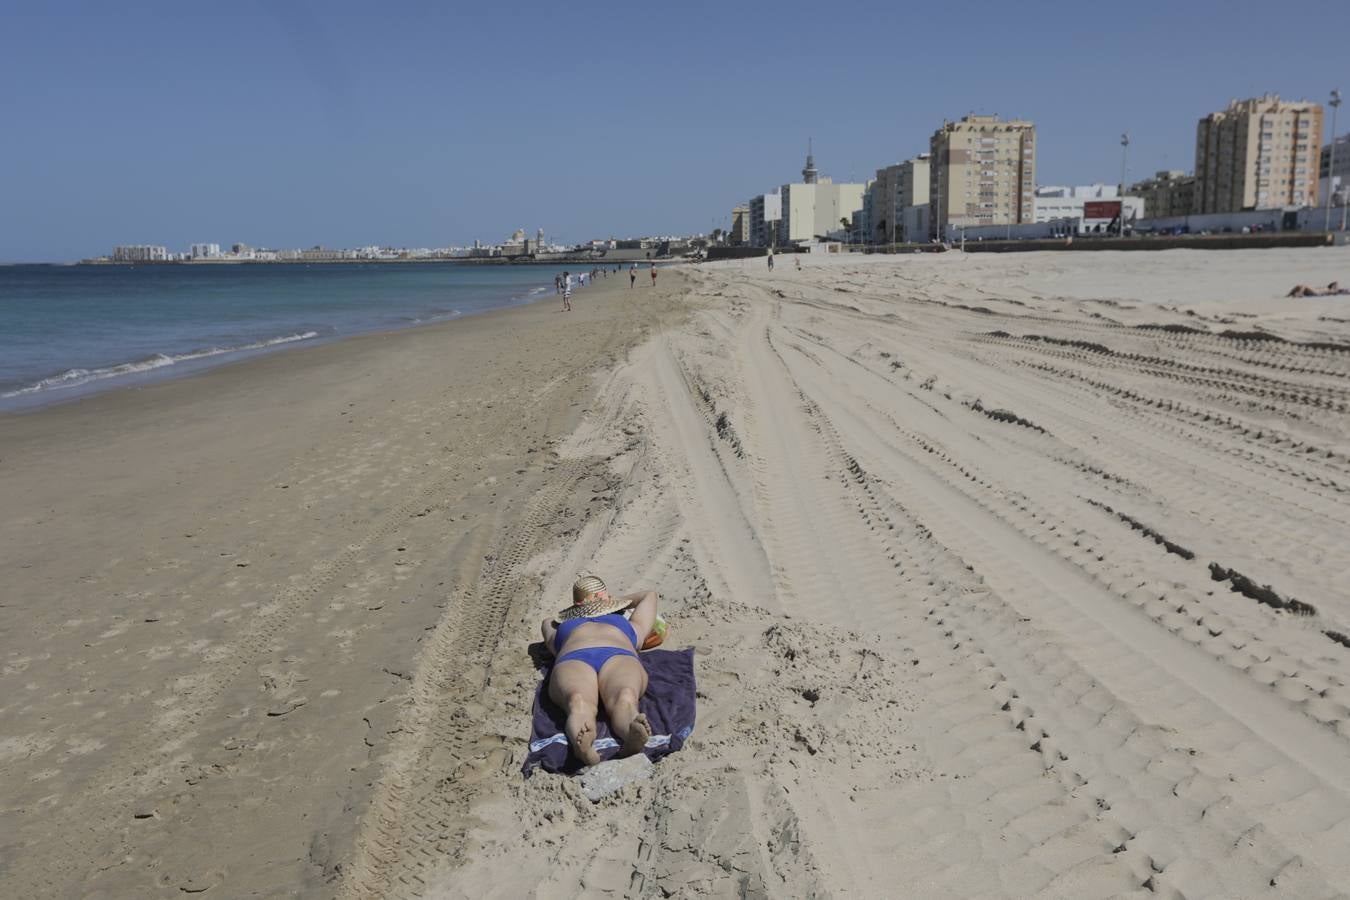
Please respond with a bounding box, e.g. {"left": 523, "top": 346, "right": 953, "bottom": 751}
{"left": 556, "top": 575, "right": 629, "bottom": 621}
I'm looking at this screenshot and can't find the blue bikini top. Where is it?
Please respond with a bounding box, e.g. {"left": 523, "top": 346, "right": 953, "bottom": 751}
{"left": 555, "top": 613, "right": 638, "bottom": 650}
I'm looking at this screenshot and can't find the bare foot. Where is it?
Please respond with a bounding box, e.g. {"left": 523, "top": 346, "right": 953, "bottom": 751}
{"left": 571, "top": 719, "right": 601, "bottom": 766}
{"left": 622, "top": 713, "right": 651, "bottom": 756}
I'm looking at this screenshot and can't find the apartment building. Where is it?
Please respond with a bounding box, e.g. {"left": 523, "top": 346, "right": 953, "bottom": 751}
{"left": 1194, "top": 94, "right": 1323, "bottom": 213}
{"left": 748, "top": 190, "right": 781, "bottom": 247}
{"left": 929, "top": 115, "right": 1036, "bottom": 240}
{"left": 729, "top": 205, "right": 749, "bottom": 245}
{"left": 112, "top": 245, "right": 168, "bottom": 262}
{"left": 896, "top": 155, "right": 930, "bottom": 243}
{"left": 1128, "top": 170, "right": 1198, "bottom": 218}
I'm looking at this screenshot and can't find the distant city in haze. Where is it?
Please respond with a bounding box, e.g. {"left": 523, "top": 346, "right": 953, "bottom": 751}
{"left": 3, "top": 2, "right": 1349, "bottom": 261}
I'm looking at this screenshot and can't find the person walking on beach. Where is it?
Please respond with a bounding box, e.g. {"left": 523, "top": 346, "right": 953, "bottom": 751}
{"left": 650, "top": 263, "right": 657, "bottom": 287}
{"left": 630, "top": 264, "right": 637, "bottom": 289}
{"left": 562, "top": 272, "right": 572, "bottom": 312}
{"left": 767, "top": 246, "right": 775, "bottom": 270}
{"left": 542, "top": 576, "right": 660, "bottom": 764}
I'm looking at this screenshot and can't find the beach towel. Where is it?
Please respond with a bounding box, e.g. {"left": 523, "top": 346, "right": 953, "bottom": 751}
{"left": 522, "top": 648, "right": 696, "bottom": 776}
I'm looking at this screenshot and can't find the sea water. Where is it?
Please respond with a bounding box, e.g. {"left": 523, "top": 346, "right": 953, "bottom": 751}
{"left": 0, "top": 262, "right": 580, "bottom": 411}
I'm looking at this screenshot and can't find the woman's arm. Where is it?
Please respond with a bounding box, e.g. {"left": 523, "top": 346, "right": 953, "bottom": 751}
{"left": 625, "top": 591, "right": 658, "bottom": 647}
{"left": 541, "top": 617, "right": 559, "bottom": 655}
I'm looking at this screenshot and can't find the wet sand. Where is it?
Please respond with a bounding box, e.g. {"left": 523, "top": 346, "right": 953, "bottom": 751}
{"left": 6, "top": 248, "right": 1350, "bottom": 898}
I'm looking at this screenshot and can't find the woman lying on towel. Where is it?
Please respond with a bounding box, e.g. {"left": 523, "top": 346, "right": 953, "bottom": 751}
{"left": 541, "top": 576, "right": 662, "bottom": 766}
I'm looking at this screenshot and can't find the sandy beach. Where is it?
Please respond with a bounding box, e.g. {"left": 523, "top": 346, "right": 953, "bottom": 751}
{"left": 5, "top": 248, "right": 1350, "bottom": 898}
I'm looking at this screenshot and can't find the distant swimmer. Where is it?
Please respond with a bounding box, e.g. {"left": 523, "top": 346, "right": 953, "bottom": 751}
{"left": 650, "top": 263, "right": 657, "bottom": 287}
{"left": 630, "top": 264, "right": 637, "bottom": 288}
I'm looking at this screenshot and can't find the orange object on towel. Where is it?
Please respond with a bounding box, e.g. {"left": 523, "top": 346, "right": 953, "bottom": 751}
{"left": 641, "top": 614, "right": 668, "bottom": 651}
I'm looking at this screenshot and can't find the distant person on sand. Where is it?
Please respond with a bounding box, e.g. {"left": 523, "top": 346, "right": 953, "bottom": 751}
{"left": 767, "top": 247, "right": 775, "bottom": 270}
{"left": 794, "top": 256, "right": 802, "bottom": 271}
{"left": 650, "top": 262, "right": 657, "bottom": 287}
{"left": 630, "top": 264, "right": 637, "bottom": 288}
{"left": 1288, "top": 281, "right": 1349, "bottom": 297}
{"left": 542, "top": 576, "right": 659, "bottom": 764}
{"left": 561, "top": 272, "right": 572, "bottom": 311}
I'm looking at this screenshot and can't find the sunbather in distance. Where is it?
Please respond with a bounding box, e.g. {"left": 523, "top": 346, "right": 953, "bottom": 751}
{"left": 541, "top": 576, "right": 659, "bottom": 765}
{"left": 1288, "top": 281, "right": 1348, "bottom": 297}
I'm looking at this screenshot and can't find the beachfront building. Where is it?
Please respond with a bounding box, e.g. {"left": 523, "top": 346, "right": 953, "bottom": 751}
{"left": 113, "top": 244, "right": 169, "bottom": 262}
{"left": 749, "top": 190, "right": 781, "bottom": 247}
{"left": 1321, "top": 133, "right": 1350, "bottom": 207}
{"left": 929, "top": 115, "right": 1036, "bottom": 241}
{"left": 189, "top": 243, "right": 221, "bottom": 259}
{"left": 777, "top": 179, "right": 866, "bottom": 245}
{"left": 729, "top": 205, "right": 749, "bottom": 245}
{"left": 865, "top": 165, "right": 901, "bottom": 244}
{"left": 1129, "top": 170, "right": 1198, "bottom": 218}
{"left": 775, "top": 148, "right": 865, "bottom": 245}
{"left": 1194, "top": 94, "right": 1324, "bottom": 213}
{"left": 863, "top": 156, "right": 931, "bottom": 244}
{"left": 896, "top": 155, "right": 930, "bottom": 244}
{"left": 1034, "top": 185, "right": 1144, "bottom": 227}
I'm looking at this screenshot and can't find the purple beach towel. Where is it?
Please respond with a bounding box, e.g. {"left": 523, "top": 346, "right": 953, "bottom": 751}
{"left": 523, "top": 648, "right": 696, "bottom": 776}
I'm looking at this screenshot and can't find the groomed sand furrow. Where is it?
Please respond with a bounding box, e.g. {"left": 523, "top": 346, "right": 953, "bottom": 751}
{"left": 784, "top": 361, "right": 1344, "bottom": 897}
{"left": 927, "top": 327, "right": 1350, "bottom": 490}
{"left": 821, "top": 365, "right": 1350, "bottom": 741}
{"left": 975, "top": 341, "right": 1350, "bottom": 484}
{"left": 777, "top": 362, "right": 1350, "bottom": 889}
{"left": 750, "top": 280, "right": 1350, "bottom": 700}
{"left": 341, "top": 451, "right": 613, "bottom": 899}
{"left": 923, "top": 341, "right": 1350, "bottom": 571}
{"left": 986, "top": 346, "right": 1350, "bottom": 484}
{"left": 973, "top": 332, "right": 1350, "bottom": 419}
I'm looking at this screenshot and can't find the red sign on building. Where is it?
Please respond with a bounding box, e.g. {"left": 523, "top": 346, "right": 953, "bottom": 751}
{"left": 1083, "top": 200, "right": 1122, "bottom": 220}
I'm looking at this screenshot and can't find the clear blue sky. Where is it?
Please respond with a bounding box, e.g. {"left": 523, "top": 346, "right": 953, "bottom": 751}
{"left": 3, "top": 0, "right": 1348, "bottom": 261}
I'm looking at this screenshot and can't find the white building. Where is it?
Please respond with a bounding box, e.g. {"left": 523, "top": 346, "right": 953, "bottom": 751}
{"left": 189, "top": 243, "right": 221, "bottom": 259}
{"left": 1034, "top": 185, "right": 1144, "bottom": 230}
{"left": 776, "top": 148, "right": 866, "bottom": 244}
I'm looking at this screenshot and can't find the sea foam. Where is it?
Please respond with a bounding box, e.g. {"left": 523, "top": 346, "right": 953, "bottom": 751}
{"left": 1, "top": 331, "right": 320, "bottom": 399}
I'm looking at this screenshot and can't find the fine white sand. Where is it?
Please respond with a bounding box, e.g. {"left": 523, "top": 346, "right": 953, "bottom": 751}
{"left": 5, "top": 248, "right": 1350, "bottom": 898}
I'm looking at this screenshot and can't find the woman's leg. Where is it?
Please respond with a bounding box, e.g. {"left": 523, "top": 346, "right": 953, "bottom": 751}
{"left": 548, "top": 660, "right": 601, "bottom": 765}
{"left": 598, "top": 655, "right": 650, "bottom": 755}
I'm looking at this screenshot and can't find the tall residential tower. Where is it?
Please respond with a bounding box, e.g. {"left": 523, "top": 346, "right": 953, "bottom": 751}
{"left": 1194, "top": 94, "right": 1323, "bottom": 213}
{"left": 929, "top": 115, "right": 1036, "bottom": 240}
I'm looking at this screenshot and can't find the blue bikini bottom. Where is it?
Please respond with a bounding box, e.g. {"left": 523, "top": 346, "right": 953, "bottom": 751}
{"left": 556, "top": 646, "right": 638, "bottom": 674}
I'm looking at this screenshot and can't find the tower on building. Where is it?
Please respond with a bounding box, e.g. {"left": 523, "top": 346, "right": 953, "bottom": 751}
{"left": 802, "top": 139, "right": 818, "bottom": 184}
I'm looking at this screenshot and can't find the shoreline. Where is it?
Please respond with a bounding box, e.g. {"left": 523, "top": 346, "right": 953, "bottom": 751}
{"left": 0, "top": 267, "right": 596, "bottom": 414}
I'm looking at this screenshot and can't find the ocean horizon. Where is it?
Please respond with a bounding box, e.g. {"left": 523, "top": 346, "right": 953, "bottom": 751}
{"left": 0, "top": 261, "right": 591, "bottom": 411}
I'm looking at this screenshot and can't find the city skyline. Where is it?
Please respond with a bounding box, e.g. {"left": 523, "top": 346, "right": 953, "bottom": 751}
{"left": 3, "top": 0, "right": 1349, "bottom": 261}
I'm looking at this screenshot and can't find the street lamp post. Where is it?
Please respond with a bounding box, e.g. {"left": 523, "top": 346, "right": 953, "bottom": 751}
{"left": 1120, "top": 132, "right": 1130, "bottom": 236}
{"left": 1326, "top": 89, "right": 1342, "bottom": 233}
